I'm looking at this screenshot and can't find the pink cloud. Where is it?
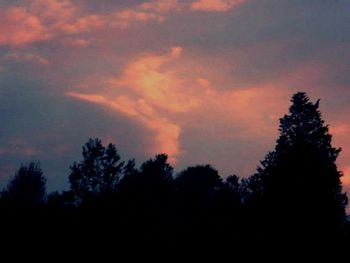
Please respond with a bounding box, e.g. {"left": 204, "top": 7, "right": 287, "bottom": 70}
{"left": 67, "top": 46, "right": 292, "bottom": 164}
{"left": 29, "top": 0, "right": 105, "bottom": 34}
{"left": 58, "top": 15, "right": 105, "bottom": 33}
{"left": 29, "top": 0, "right": 76, "bottom": 24}
{"left": 63, "top": 38, "right": 91, "bottom": 47}
{"left": 1, "top": 0, "right": 253, "bottom": 47}
{"left": 140, "top": 0, "right": 182, "bottom": 12}
{"left": 67, "top": 47, "right": 200, "bottom": 163}
{"left": 191, "top": 0, "right": 248, "bottom": 12}
{"left": 0, "top": 7, "right": 49, "bottom": 46}
{"left": 67, "top": 92, "right": 181, "bottom": 163}
{"left": 110, "top": 9, "right": 164, "bottom": 29}
{"left": 0, "top": 0, "right": 99, "bottom": 46}
{"left": 109, "top": 46, "right": 200, "bottom": 113}
{"left": 0, "top": 0, "right": 175, "bottom": 47}
{"left": 6, "top": 52, "right": 49, "bottom": 65}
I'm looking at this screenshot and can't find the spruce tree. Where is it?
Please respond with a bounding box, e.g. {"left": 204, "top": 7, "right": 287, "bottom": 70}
{"left": 247, "top": 92, "right": 347, "bottom": 242}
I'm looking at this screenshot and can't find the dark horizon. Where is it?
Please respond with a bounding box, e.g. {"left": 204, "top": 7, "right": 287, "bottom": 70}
{"left": 1, "top": 0, "right": 350, "bottom": 195}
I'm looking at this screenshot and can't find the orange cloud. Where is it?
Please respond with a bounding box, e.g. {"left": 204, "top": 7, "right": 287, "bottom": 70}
{"left": 67, "top": 92, "right": 181, "bottom": 163}
{"left": 30, "top": 0, "right": 105, "bottom": 34}
{"left": 67, "top": 47, "right": 208, "bottom": 163}
{"left": 63, "top": 38, "right": 91, "bottom": 47}
{"left": 110, "top": 46, "right": 200, "bottom": 113}
{"left": 58, "top": 15, "right": 105, "bottom": 33}
{"left": 0, "top": 0, "right": 101, "bottom": 46}
{"left": 111, "top": 9, "right": 163, "bottom": 29}
{"left": 140, "top": 0, "right": 182, "bottom": 12}
{"left": 191, "top": 0, "right": 248, "bottom": 12}
{"left": 67, "top": 46, "right": 292, "bottom": 163}
{"left": 0, "top": 7, "right": 49, "bottom": 46}
{"left": 1, "top": 0, "right": 252, "bottom": 47}
{"left": 0, "top": 0, "right": 175, "bottom": 47}
{"left": 66, "top": 44, "right": 350, "bottom": 183}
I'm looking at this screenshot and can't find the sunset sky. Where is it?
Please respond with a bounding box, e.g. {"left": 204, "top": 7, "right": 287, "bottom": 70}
{"left": 0, "top": 0, "right": 350, "bottom": 194}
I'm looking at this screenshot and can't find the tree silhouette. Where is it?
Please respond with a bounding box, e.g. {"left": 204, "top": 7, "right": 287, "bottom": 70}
{"left": 174, "top": 165, "right": 226, "bottom": 250}
{"left": 1, "top": 161, "right": 46, "bottom": 208}
{"left": 246, "top": 92, "right": 348, "bottom": 245}
{"left": 118, "top": 154, "right": 174, "bottom": 210}
{"left": 220, "top": 175, "right": 243, "bottom": 212}
{"left": 69, "top": 138, "right": 125, "bottom": 203}
{"left": 176, "top": 165, "right": 223, "bottom": 208}
{"left": 116, "top": 154, "right": 175, "bottom": 249}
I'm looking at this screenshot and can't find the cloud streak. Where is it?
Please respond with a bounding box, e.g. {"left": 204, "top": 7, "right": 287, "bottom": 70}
{"left": 67, "top": 47, "right": 190, "bottom": 163}
{"left": 67, "top": 46, "right": 292, "bottom": 164}
{"left": 191, "top": 0, "right": 248, "bottom": 12}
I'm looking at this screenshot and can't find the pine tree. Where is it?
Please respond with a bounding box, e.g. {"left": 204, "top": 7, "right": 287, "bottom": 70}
{"left": 246, "top": 92, "right": 347, "bottom": 243}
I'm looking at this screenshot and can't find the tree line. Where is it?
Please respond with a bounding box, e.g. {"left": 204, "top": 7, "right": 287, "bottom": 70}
{"left": 0, "top": 92, "right": 349, "bottom": 257}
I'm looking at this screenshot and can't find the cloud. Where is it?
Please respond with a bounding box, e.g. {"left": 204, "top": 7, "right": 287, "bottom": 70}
{"left": 0, "top": 0, "right": 254, "bottom": 47}
{"left": 109, "top": 46, "right": 200, "bottom": 113}
{"left": 63, "top": 38, "right": 91, "bottom": 47}
{"left": 191, "top": 0, "right": 248, "bottom": 12}
{"left": 110, "top": 9, "right": 164, "bottom": 29}
{"left": 67, "top": 92, "right": 181, "bottom": 164}
{"left": 6, "top": 52, "right": 49, "bottom": 65}
{"left": 0, "top": 0, "right": 176, "bottom": 47}
{"left": 67, "top": 47, "right": 190, "bottom": 163}
{"left": 67, "top": 46, "right": 292, "bottom": 164}
{"left": 0, "top": 7, "right": 49, "bottom": 46}
{"left": 29, "top": 0, "right": 106, "bottom": 34}
{"left": 0, "top": 0, "right": 102, "bottom": 46}
{"left": 140, "top": 0, "right": 182, "bottom": 12}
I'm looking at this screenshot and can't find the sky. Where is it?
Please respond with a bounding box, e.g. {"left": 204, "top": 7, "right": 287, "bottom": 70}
{"left": 0, "top": 0, "right": 350, "bottom": 195}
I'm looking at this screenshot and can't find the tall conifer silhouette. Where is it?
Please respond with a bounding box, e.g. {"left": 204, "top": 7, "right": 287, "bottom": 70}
{"left": 246, "top": 92, "right": 347, "bottom": 243}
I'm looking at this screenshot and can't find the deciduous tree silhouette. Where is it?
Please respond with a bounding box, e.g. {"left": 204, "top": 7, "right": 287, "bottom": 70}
{"left": 176, "top": 165, "right": 223, "bottom": 209}
{"left": 117, "top": 154, "right": 175, "bottom": 249}
{"left": 1, "top": 161, "right": 46, "bottom": 208}
{"left": 246, "top": 92, "right": 348, "bottom": 246}
{"left": 69, "top": 138, "right": 125, "bottom": 204}
{"left": 174, "top": 165, "right": 225, "bottom": 250}
{"left": 118, "top": 153, "right": 174, "bottom": 211}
